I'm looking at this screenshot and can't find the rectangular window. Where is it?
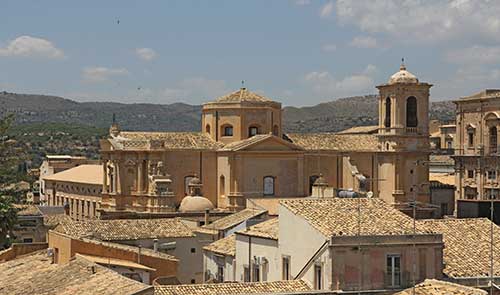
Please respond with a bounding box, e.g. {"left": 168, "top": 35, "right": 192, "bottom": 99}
{"left": 386, "top": 255, "right": 401, "bottom": 288}
{"left": 243, "top": 266, "right": 250, "bottom": 282}
{"left": 488, "top": 170, "right": 497, "bottom": 180}
{"left": 217, "top": 265, "right": 224, "bottom": 282}
{"left": 253, "top": 264, "right": 260, "bottom": 282}
{"left": 282, "top": 256, "right": 290, "bottom": 280}
{"left": 314, "top": 264, "right": 322, "bottom": 290}
{"left": 468, "top": 132, "right": 474, "bottom": 147}
{"left": 23, "top": 238, "right": 33, "bottom": 243}
{"left": 440, "top": 203, "right": 448, "bottom": 216}
{"left": 467, "top": 170, "right": 475, "bottom": 179}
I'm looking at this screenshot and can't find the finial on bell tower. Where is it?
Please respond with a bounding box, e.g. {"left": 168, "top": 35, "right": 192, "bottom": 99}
{"left": 400, "top": 58, "right": 406, "bottom": 71}
{"left": 109, "top": 113, "right": 120, "bottom": 137}
{"left": 241, "top": 80, "right": 245, "bottom": 90}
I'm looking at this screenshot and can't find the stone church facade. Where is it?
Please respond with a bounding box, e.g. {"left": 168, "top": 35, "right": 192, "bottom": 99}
{"left": 99, "top": 63, "right": 431, "bottom": 215}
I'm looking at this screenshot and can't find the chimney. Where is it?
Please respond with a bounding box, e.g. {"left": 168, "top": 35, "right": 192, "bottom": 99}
{"left": 153, "top": 239, "right": 158, "bottom": 252}
{"left": 204, "top": 208, "right": 210, "bottom": 226}
{"left": 138, "top": 245, "right": 141, "bottom": 264}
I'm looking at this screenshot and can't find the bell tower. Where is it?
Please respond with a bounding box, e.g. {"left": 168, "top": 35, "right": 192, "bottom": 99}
{"left": 375, "top": 61, "right": 432, "bottom": 209}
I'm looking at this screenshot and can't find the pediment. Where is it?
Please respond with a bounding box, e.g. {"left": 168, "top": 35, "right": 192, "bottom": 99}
{"left": 222, "top": 134, "right": 304, "bottom": 152}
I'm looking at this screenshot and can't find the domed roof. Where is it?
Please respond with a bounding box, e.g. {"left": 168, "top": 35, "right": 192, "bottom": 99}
{"left": 179, "top": 196, "right": 214, "bottom": 213}
{"left": 211, "top": 88, "right": 276, "bottom": 104}
{"left": 388, "top": 63, "right": 418, "bottom": 85}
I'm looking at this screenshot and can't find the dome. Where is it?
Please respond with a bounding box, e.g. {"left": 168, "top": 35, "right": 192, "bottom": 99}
{"left": 179, "top": 196, "right": 214, "bottom": 213}
{"left": 388, "top": 63, "right": 418, "bottom": 85}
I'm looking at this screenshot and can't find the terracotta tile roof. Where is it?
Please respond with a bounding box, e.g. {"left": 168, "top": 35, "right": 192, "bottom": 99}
{"left": 54, "top": 218, "right": 195, "bottom": 241}
{"left": 394, "top": 279, "right": 487, "bottom": 295}
{"left": 203, "top": 234, "right": 236, "bottom": 257}
{"left": 43, "top": 214, "right": 72, "bottom": 228}
{"left": 154, "top": 280, "right": 311, "bottom": 295}
{"left": 237, "top": 217, "right": 279, "bottom": 240}
{"left": 337, "top": 125, "right": 379, "bottom": 134}
{"left": 286, "top": 133, "right": 379, "bottom": 151}
{"left": 429, "top": 173, "right": 455, "bottom": 186}
{"left": 430, "top": 155, "right": 454, "bottom": 165}
{"left": 78, "top": 254, "right": 156, "bottom": 272}
{"left": 202, "top": 208, "right": 267, "bottom": 231}
{"left": 418, "top": 218, "right": 500, "bottom": 278}
{"left": 43, "top": 164, "right": 103, "bottom": 185}
{"left": 15, "top": 204, "right": 42, "bottom": 216}
{"left": 210, "top": 88, "right": 276, "bottom": 104}
{"left": 115, "top": 132, "right": 223, "bottom": 150}
{"left": 457, "top": 89, "right": 500, "bottom": 101}
{"left": 220, "top": 134, "right": 304, "bottom": 152}
{"left": 281, "top": 198, "right": 423, "bottom": 237}
{"left": 246, "top": 197, "right": 302, "bottom": 216}
{"left": 0, "top": 251, "right": 150, "bottom": 295}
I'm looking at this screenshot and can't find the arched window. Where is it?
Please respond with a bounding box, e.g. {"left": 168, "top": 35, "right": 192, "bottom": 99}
{"left": 263, "top": 176, "right": 275, "bottom": 196}
{"left": 384, "top": 97, "right": 391, "bottom": 128}
{"left": 406, "top": 96, "right": 418, "bottom": 128}
{"left": 248, "top": 126, "right": 259, "bottom": 137}
{"left": 273, "top": 125, "right": 279, "bottom": 136}
{"left": 490, "top": 126, "right": 497, "bottom": 154}
{"left": 206, "top": 124, "right": 211, "bottom": 134}
{"left": 219, "top": 175, "right": 225, "bottom": 197}
{"left": 222, "top": 125, "right": 233, "bottom": 137}
{"left": 309, "top": 175, "right": 319, "bottom": 194}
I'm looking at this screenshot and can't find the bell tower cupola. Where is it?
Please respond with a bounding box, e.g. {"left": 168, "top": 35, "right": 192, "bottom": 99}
{"left": 377, "top": 60, "right": 432, "bottom": 138}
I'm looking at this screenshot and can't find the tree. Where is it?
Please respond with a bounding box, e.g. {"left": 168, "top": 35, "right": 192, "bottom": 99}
{"left": 0, "top": 113, "right": 19, "bottom": 249}
{"left": 0, "top": 195, "right": 18, "bottom": 249}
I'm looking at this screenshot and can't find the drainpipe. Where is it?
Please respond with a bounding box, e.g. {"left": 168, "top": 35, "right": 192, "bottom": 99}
{"left": 248, "top": 236, "right": 252, "bottom": 282}
{"left": 138, "top": 245, "right": 141, "bottom": 264}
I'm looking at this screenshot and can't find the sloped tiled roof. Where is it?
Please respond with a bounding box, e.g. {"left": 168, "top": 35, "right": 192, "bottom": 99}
{"left": 202, "top": 208, "right": 267, "bottom": 231}
{"left": 458, "top": 89, "right": 500, "bottom": 101}
{"left": 155, "top": 280, "right": 311, "bottom": 295}
{"left": 115, "top": 132, "right": 223, "bottom": 150}
{"left": 54, "top": 218, "right": 195, "bottom": 241}
{"left": 15, "top": 204, "right": 42, "bottom": 216}
{"left": 418, "top": 218, "right": 500, "bottom": 278}
{"left": 237, "top": 218, "right": 279, "bottom": 240}
{"left": 394, "top": 279, "right": 487, "bottom": 295}
{"left": 211, "top": 88, "right": 276, "bottom": 104}
{"left": 43, "top": 164, "right": 103, "bottom": 185}
{"left": 429, "top": 173, "right": 455, "bottom": 186}
{"left": 203, "top": 234, "right": 236, "bottom": 257}
{"left": 286, "top": 133, "right": 379, "bottom": 151}
{"left": 281, "top": 198, "right": 422, "bottom": 237}
{"left": 0, "top": 251, "right": 150, "bottom": 295}
{"left": 43, "top": 214, "right": 72, "bottom": 228}
{"left": 337, "top": 125, "right": 379, "bottom": 135}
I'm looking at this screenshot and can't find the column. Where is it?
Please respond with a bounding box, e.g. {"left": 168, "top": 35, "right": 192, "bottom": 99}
{"left": 137, "top": 158, "right": 144, "bottom": 193}
{"left": 102, "top": 162, "right": 108, "bottom": 193}
{"left": 115, "top": 160, "right": 121, "bottom": 194}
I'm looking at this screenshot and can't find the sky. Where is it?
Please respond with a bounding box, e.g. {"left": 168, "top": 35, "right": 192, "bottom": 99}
{"left": 2, "top": 0, "right": 500, "bottom": 106}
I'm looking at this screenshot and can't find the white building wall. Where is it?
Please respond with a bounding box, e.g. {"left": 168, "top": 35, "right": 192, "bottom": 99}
{"left": 278, "top": 204, "right": 330, "bottom": 289}
{"left": 235, "top": 234, "right": 279, "bottom": 282}
{"left": 204, "top": 251, "right": 234, "bottom": 282}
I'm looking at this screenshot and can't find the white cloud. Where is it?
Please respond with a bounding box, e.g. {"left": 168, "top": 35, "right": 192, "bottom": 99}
{"left": 304, "top": 65, "right": 376, "bottom": 97}
{"left": 336, "top": 0, "right": 500, "bottom": 42}
{"left": 320, "top": 1, "right": 334, "bottom": 19}
{"left": 0, "top": 35, "right": 65, "bottom": 59}
{"left": 82, "top": 66, "right": 129, "bottom": 83}
{"left": 321, "top": 43, "right": 337, "bottom": 52}
{"left": 135, "top": 47, "right": 157, "bottom": 61}
{"left": 349, "top": 36, "right": 378, "bottom": 48}
{"left": 445, "top": 45, "right": 500, "bottom": 65}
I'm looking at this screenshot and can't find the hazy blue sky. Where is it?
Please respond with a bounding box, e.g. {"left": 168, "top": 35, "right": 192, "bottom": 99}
{"left": 1, "top": 0, "right": 500, "bottom": 106}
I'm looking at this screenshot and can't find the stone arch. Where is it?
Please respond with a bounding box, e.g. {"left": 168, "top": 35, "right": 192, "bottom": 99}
{"left": 384, "top": 97, "right": 391, "bottom": 128}
{"left": 406, "top": 96, "right": 418, "bottom": 128}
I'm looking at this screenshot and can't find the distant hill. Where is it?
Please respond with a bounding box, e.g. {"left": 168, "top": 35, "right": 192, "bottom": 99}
{"left": 0, "top": 91, "right": 455, "bottom": 133}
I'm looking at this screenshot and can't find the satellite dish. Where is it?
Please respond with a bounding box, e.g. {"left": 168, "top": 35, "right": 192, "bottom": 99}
{"left": 367, "top": 191, "right": 374, "bottom": 198}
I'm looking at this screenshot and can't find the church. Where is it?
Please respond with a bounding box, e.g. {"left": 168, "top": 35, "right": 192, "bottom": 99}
{"left": 98, "top": 62, "right": 431, "bottom": 216}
